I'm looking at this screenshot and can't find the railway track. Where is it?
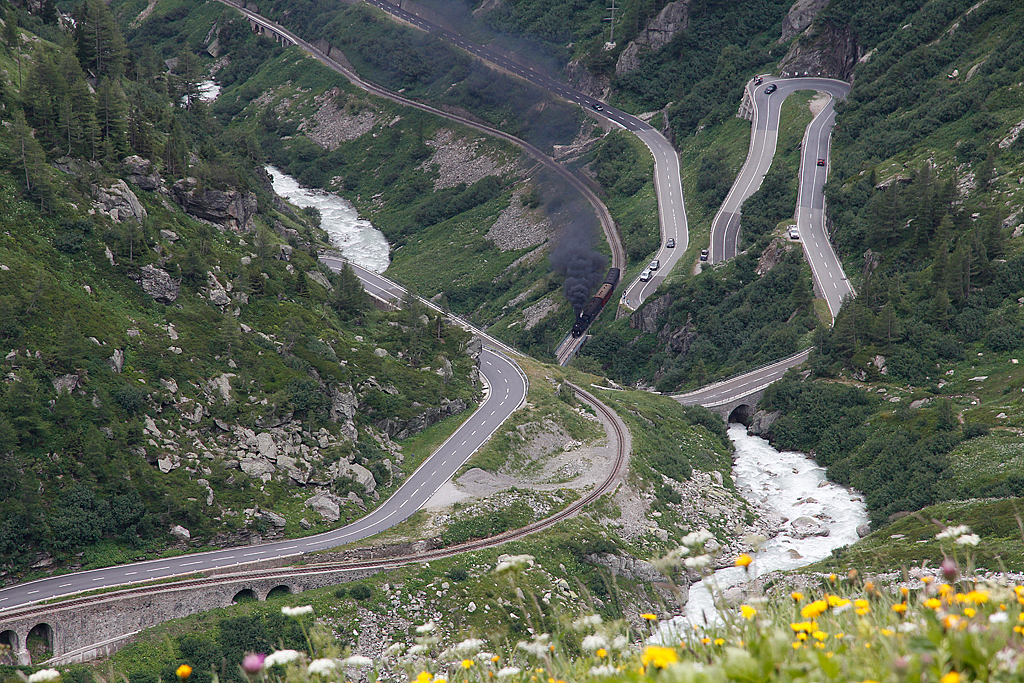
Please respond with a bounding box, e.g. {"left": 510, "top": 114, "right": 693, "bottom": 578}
{"left": 0, "top": 382, "right": 629, "bottom": 624}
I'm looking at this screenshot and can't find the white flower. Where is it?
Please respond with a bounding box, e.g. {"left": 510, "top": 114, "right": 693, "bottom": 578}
{"left": 681, "top": 530, "right": 714, "bottom": 547}
{"left": 475, "top": 652, "right": 496, "bottom": 662}
{"left": 408, "top": 644, "right": 430, "bottom": 656}
{"left": 386, "top": 643, "right": 406, "bottom": 655}
{"left": 936, "top": 525, "right": 972, "bottom": 540}
{"left": 515, "top": 634, "right": 550, "bottom": 658}
{"left": 495, "top": 554, "right": 535, "bottom": 573}
{"left": 589, "top": 665, "right": 616, "bottom": 677}
{"left": 281, "top": 605, "right": 314, "bottom": 617}
{"left": 452, "top": 638, "right": 485, "bottom": 656}
{"left": 28, "top": 670, "right": 61, "bottom": 683}
{"left": 683, "top": 554, "right": 711, "bottom": 569}
{"left": 611, "top": 635, "right": 628, "bottom": 650}
{"left": 497, "top": 667, "right": 521, "bottom": 678}
{"left": 416, "top": 621, "right": 436, "bottom": 634}
{"left": 572, "top": 615, "right": 603, "bottom": 630}
{"left": 957, "top": 534, "right": 981, "bottom": 546}
{"left": 581, "top": 634, "right": 608, "bottom": 653}
{"left": 339, "top": 655, "right": 373, "bottom": 668}
{"left": 897, "top": 621, "right": 919, "bottom": 633}
{"left": 264, "top": 650, "right": 303, "bottom": 667}
{"left": 990, "top": 612, "right": 1010, "bottom": 624}
{"left": 308, "top": 659, "right": 338, "bottom": 676}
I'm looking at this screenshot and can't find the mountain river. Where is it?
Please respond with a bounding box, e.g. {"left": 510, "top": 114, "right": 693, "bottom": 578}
{"left": 667, "top": 424, "right": 868, "bottom": 632}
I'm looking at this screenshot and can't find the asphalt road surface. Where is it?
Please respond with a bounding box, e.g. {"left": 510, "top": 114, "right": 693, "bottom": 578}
{"left": 674, "top": 349, "right": 811, "bottom": 408}
{"left": 0, "top": 299, "right": 527, "bottom": 615}
{"left": 710, "top": 76, "right": 852, "bottom": 317}
{"left": 362, "top": 0, "right": 686, "bottom": 311}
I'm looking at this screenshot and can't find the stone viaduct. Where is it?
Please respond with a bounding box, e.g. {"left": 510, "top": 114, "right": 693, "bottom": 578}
{"left": 0, "top": 560, "right": 385, "bottom": 666}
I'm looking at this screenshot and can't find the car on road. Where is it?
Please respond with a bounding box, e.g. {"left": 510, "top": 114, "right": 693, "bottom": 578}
{"left": 591, "top": 103, "right": 604, "bottom": 111}
{"left": 639, "top": 269, "right": 652, "bottom": 281}
{"left": 764, "top": 83, "right": 777, "bottom": 94}
{"left": 649, "top": 259, "right": 660, "bottom": 271}
{"left": 753, "top": 76, "right": 763, "bottom": 85}
{"left": 700, "top": 249, "right": 709, "bottom": 261}
{"left": 666, "top": 238, "right": 675, "bottom": 248}
{"left": 817, "top": 158, "right": 826, "bottom": 166}
{"left": 789, "top": 227, "right": 800, "bottom": 240}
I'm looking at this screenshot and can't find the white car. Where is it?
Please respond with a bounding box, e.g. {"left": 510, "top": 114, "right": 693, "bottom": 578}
{"left": 789, "top": 227, "right": 800, "bottom": 240}
{"left": 639, "top": 269, "right": 652, "bottom": 282}
{"left": 649, "top": 259, "right": 660, "bottom": 270}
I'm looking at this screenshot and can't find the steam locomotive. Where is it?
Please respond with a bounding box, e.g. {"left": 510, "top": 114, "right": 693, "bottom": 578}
{"left": 571, "top": 268, "right": 620, "bottom": 337}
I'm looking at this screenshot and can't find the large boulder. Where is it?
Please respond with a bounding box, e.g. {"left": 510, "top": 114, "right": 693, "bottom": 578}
{"left": 93, "top": 179, "right": 148, "bottom": 223}
{"left": 747, "top": 410, "right": 781, "bottom": 436}
{"left": 135, "top": 264, "right": 181, "bottom": 303}
{"left": 304, "top": 491, "right": 343, "bottom": 522}
{"left": 342, "top": 462, "right": 376, "bottom": 493}
{"left": 791, "top": 516, "right": 830, "bottom": 539}
{"left": 122, "top": 155, "right": 163, "bottom": 191}
{"left": 330, "top": 386, "right": 358, "bottom": 422}
{"left": 171, "top": 177, "right": 258, "bottom": 232}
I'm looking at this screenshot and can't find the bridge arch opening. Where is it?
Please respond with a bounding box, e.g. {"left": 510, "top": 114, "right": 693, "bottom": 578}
{"left": 0, "top": 630, "right": 18, "bottom": 665}
{"left": 232, "top": 589, "right": 258, "bottom": 603}
{"left": 728, "top": 404, "right": 752, "bottom": 426}
{"left": 266, "top": 585, "right": 292, "bottom": 600}
{"left": 26, "top": 623, "right": 53, "bottom": 662}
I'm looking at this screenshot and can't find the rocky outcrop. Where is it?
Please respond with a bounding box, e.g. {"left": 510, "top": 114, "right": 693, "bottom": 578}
{"left": 630, "top": 293, "right": 674, "bottom": 335}
{"left": 171, "top": 177, "right": 258, "bottom": 232}
{"left": 375, "top": 398, "right": 468, "bottom": 440}
{"left": 565, "top": 59, "right": 611, "bottom": 100}
{"left": 779, "top": 0, "right": 829, "bottom": 43}
{"left": 757, "top": 238, "right": 792, "bottom": 276}
{"left": 135, "top": 264, "right": 181, "bottom": 303}
{"left": 585, "top": 552, "right": 670, "bottom": 583}
{"left": 778, "top": 19, "right": 859, "bottom": 81}
{"left": 746, "top": 409, "right": 781, "bottom": 436}
{"left": 122, "top": 155, "right": 163, "bottom": 191}
{"left": 615, "top": 0, "right": 690, "bottom": 75}
{"left": 92, "top": 179, "right": 148, "bottom": 223}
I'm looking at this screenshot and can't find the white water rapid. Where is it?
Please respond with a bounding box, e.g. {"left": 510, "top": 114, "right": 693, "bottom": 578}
{"left": 267, "top": 167, "right": 391, "bottom": 273}
{"left": 668, "top": 424, "right": 868, "bottom": 632}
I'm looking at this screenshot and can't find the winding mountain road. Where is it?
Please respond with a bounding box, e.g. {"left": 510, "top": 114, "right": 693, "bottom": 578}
{"left": 0, "top": 342, "right": 526, "bottom": 614}
{"left": 710, "top": 76, "right": 852, "bottom": 318}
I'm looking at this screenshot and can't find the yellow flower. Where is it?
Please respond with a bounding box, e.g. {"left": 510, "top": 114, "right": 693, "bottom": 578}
{"left": 940, "top": 672, "right": 960, "bottom": 683}
{"left": 435, "top": 678, "right": 447, "bottom": 683}
{"left": 416, "top": 672, "right": 433, "bottom": 683}
{"left": 826, "top": 595, "right": 850, "bottom": 608}
{"left": 713, "top": 638, "right": 725, "bottom": 646}
{"left": 735, "top": 554, "right": 753, "bottom": 568}
{"left": 922, "top": 576, "right": 934, "bottom": 585}
{"left": 855, "top": 599, "right": 871, "bottom": 615}
{"left": 790, "top": 621, "right": 818, "bottom": 634}
{"left": 701, "top": 638, "right": 711, "bottom": 645}
{"left": 596, "top": 649, "right": 607, "bottom": 659}
{"left": 462, "top": 660, "right": 474, "bottom": 670}
{"left": 964, "top": 608, "right": 976, "bottom": 618}
{"left": 641, "top": 646, "right": 678, "bottom": 670}
{"left": 791, "top": 591, "right": 804, "bottom": 602}
{"left": 641, "top": 613, "right": 658, "bottom": 621}
{"left": 892, "top": 602, "right": 908, "bottom": 614}
{"left": 880, "top": 628, "right": 894, "bottom": 636}
{"left": 492, "top": 656, "right": 500, "bottom": 663}
{"left": 791, "top": 642, "right": 802, "bottom": 650}
{"left": 740, "top": 605, "right": 757, "bottom": 620}
{"left": 900, "top": 586, "right": 909, "bottom": 596}
{"left": 925, "top": 598, "right": 942, "bottom": 610}
{"left": 796, "top": 632, "right": 808, "bottom": 641}
{"left": 828, "top": 574, "right": 837, "bottom": 583}
{"left": 801, "top": 600, "right": 828, "bottom": 619}
{"left": 964, "top": 590, "right": 990, "bottom": 604}
{"left": 812, "top": 631, "right": 827, "bottom": 641}
{"left": 176, "top": 666, "right": 192, "bottom": 681}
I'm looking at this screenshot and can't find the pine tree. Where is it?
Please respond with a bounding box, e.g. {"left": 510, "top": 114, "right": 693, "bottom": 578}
{"left": 74, "top": 0, "right": 126, "bottom": 79}
{"left": 96, "top": 77, "right": 128, "bottom": 158}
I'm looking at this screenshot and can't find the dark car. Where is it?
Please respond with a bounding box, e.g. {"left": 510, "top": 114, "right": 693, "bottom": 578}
{"left": 817, "top": 158, "right": 826, "bottom": 166}
{"left": 754, "top": 76, "right": 763, "bottom": 85}
{"left": 764, "top": 84, "right": 778, "bottom": 94}
{"left": 667, "top": 238, "right": 675, "bottom": 248}
{"left": 591, "top": 103, "right": 604, "bottom": 111}
{"left": 700, "top": 249, "right": 709, "bottom": 261}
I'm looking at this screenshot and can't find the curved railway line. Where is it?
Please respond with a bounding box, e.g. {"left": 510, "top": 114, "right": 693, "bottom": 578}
{"left": 0, "top": 382, "right": 628, "bottom": 630}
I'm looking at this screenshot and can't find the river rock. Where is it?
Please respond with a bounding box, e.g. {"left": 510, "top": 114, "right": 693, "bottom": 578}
{"left": 747, "top": 410, "right": 781, "bottom": 436}
{"left": 791, "top": 516, "right": 830, "bottom": 538}
{"left": 857, "top": 523, "right": 871, "bottom": 538}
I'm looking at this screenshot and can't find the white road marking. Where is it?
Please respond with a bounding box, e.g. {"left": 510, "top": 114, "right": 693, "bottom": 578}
{"left": 59, "top": 583, "right": 73, "bottom": 588}
{"left": 28, "top": 590, "right": 39, "bottom": 594}
{"left": 125, "top": 572, "right": 137, "bottom": 576}
{"left": 147, "top": 567, "right": 171, "bottom": 572}
{"left": 180, "top": 561, "right": 202, "bottom": 567}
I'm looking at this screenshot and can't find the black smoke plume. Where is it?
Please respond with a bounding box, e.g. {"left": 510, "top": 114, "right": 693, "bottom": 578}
{"left": 540, "top": 169, "right": 607, "bottom": 313}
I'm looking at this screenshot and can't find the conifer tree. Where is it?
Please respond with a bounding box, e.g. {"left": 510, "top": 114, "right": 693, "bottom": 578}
{"left": 74, "top": 0, "right": 126, "bottom": 79}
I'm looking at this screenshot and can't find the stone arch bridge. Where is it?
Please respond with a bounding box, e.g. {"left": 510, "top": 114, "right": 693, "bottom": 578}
{"left": 0, "top": 560, "right": 385, "bottom": 666}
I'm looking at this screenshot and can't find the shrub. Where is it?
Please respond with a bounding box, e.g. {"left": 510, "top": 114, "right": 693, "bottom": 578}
{"left": 349, "top": 583, "right": 372, "bottom": 600}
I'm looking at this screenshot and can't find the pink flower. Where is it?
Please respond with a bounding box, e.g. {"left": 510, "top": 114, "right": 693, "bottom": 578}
{"left": 941, "top": 558, "right": 958, "bottom": 582}
{"left": 242, "top": 653, "right": 266, "bottom": 674}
